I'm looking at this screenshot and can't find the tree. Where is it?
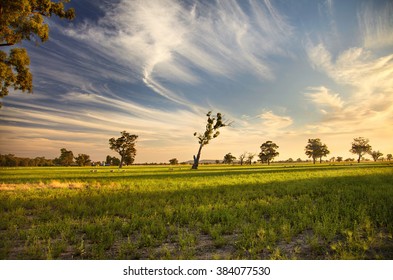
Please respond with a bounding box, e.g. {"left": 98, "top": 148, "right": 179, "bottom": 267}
{"left": 247, "top": 153, "right": 255, "bottom": 165}
{"left": 75, "top": 153, "right": 91, "bottom": 166}
{"left": 223, "top": 153, "right": 236, "bottom": 164}
{"left": 109, "top": 131, "right": 138, "bottom": 168}
{"left": 169, "top": 158, "right": 178, "bottom": 165}
{"left": 238, "top": 152, "right": 247, "bottom": 166}
{"left": 258, "top": 141, "right": 279, "bottom": 165}
{"left": 387, "top": 154, "right": 392, "bottom": 161}
{"left": 336, "top": 156, "right": 343, "bottom": 162}
{"left": 318, "top": 143, "right": 330, "bottom": 163}
{"left": 305, "top": 138, "right": 329, "bottom": 164}
{"left": 192, "top": 111, "right": 230, "bottom": 169}
{"left": 106, "top": 155, "right": 120, "bottom": 166}
{"left": 370, "top": 150, "right": 383, "bottom": 162}
{"left": 350, "top": 137, "right": 372, "bottom": 163}
{"left": 56, "top": 148, "right": 73, "bottom": 166}
{"left": 0, "top": 0, "right": 75, "bottom": 106}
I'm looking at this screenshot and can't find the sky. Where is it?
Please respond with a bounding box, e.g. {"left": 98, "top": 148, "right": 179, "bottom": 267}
{"left": 1, "top": 0, "right": 393, "bottom": 163}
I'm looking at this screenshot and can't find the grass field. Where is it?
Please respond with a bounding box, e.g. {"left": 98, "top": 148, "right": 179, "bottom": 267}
{"left": 1, "top": 163, "right": 392, "bottom": 259}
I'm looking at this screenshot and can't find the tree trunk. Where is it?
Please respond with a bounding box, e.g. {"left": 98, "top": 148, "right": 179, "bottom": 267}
{"left": 313, "top": 157, "right": 316, "bottom": 164}
{"left": 357, "top": 154, "right": 361, "bottom": 163}
{"left": 192, "top": 144, "right": 203, "bottom": 169}
{"left": 119, "top": 156, "right": 124, "bottom": 168}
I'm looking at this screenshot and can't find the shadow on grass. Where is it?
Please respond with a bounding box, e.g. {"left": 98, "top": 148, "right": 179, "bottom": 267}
{"left": 1, "top": 163, "right": 392, "bottom": 184}
{"left": 1, "top": 170, "right": 393, "bottom": 259}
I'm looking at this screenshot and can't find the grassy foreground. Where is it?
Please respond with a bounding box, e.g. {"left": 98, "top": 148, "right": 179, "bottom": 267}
{"left": 1, "top": 163, "right": 392, "bottom": 259}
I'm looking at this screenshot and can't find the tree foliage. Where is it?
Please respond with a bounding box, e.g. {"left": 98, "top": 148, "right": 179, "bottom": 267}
{"left": 106, "top": 155, "right": 120, "bottom": 166}
{"left": 258, "top": 140, "right": 279, "bottom": 165}
{"left": 247, "top": 153, "right": 255, "bottom": 165}
{"left": 370, "top": 150, "right": 383, "bottom": 162}
{"left": 109, "top": 131, "right": 138, "bottom": 168}
{"left": 0, "top": 153, "right": 53, "bottom": 166}
{"left": 74, "top": 153, "right": 91, "bottom": 166}
{"left": 169, "top": 158, "right": 178, "bottom": 165}
{"left": 0, "top": 0, "right": 75, "bottom": 106}
{"left": 55, "top": 148, "right": 74, "bottom": 166}
{"left": 349, "top": 137, "right": 372, "bottom": 163}
{"left": 305, "top": 138, "right": 330, "bottom": 164}
{"left": 192, "top": 111, "right": 230, "bottom": 169}
{"left": 223, "top": 153, "right": 236, "bottom": 164}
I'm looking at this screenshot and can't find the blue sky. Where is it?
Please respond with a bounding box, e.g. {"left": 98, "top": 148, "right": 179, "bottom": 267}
{"left": 1, "top": 0, "right": 392, "bottom": 163}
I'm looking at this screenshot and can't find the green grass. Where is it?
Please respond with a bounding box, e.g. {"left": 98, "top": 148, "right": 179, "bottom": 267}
{"left": 1, "top": 163, "right": 392, "bottom": 259}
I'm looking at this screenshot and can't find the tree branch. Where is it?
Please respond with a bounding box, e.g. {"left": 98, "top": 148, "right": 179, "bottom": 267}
{"left": 0, "top": 43, "right": 15, "bottom": 47}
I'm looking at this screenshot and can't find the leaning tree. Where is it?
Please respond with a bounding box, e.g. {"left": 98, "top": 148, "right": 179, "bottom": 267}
{"left": 192, "top": 111, "right": 230, "bottom": 169}
{"left": 109, "top": 131, "right": 138, "bottom": 168}
{"left": 349, "top": 137, "right": 372, "bottom": 163}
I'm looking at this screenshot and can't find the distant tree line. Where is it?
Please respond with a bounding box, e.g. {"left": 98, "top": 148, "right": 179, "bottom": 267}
{"left": 218, "top": 137, "right": 391, "bottom": 165}
{"left": 1, "top": 111, "right": 392, "bottom": 168}
{"left": 0, "top": 150, "right": 122, "bottom": 167}
{"left": 0, "top": 154, "right": 54, "bottom": 167}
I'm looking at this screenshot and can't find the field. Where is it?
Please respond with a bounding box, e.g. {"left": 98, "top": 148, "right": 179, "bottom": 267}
{"left": 1, "top": 163, "right": 392, "bottom": 260}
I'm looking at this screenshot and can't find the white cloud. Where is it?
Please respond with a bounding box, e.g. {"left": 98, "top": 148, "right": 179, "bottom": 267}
{"left": 305, "top": 42, "right": 393, "bottom": 135}
{"left": 259, "top": 111, "right": 293, "bottom": 130}
{"left": 305, "top": 86, "right": 344, "bottom": 110}
{"left": 65, "top": 0, "right": 293, "bottom": 105}
{"left": 357, "top": 1, "right": 393, "bottom": 49}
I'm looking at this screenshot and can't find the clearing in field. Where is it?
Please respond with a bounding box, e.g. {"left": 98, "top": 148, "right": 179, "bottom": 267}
{"left": 0, "top": 163, "right": 392, "bottom": 259}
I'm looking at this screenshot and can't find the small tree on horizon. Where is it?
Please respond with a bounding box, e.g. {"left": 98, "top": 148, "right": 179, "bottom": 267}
{"left": 238, "top": 152, "right": 247, "bottom": 166}
{"left": 75, "top": 153, "right": 91, "bottom": 166}
{"left": 106, "top": 155, "right": 120, "bottom": 166}
{"left": 387, "top": 154, "right": 392, "bottom": 161}
{"left": 109, "top": 131, "right": 138, "bottom": 168}
{"left": 370, "top": 150, "right": 383, "bottom": 162}
{"left": 350, "top": 137, "right": 372, "bottom": 163}
{"left": 258, "top": 141, "right": 279, "bottom": 165}
{"left": 223, "top": 153, "right": 236, "bottom": 164}
{"left": 247, "top": 153, "right": 256, "bottom": 165}
{"left": 169, "top": 158, "right": 178, "bottom": 165}
{"left": 305, "top": 138, "right": 329, "bottom": 164}
{"left": 56, "top": 148, "right": 74, "bottom": 166}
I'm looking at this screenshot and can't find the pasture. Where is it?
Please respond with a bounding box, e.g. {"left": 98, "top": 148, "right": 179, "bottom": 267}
{"left": 1, "top": 163, "right": 392, "bottom": 259}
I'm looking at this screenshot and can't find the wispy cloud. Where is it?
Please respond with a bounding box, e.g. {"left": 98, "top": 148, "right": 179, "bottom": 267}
{"left": 305, "top": 86, "right": 344, "bottom": 111}
{"left": 65, "top": 0, "right": 293, "bottom": 105}
{"left": 358, "top": 1, "right": 393, "bottom": 49}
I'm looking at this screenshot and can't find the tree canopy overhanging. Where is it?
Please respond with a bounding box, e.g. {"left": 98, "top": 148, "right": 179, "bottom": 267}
{"left": 0, "top": 0, "right": 75, "bottom": 106}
